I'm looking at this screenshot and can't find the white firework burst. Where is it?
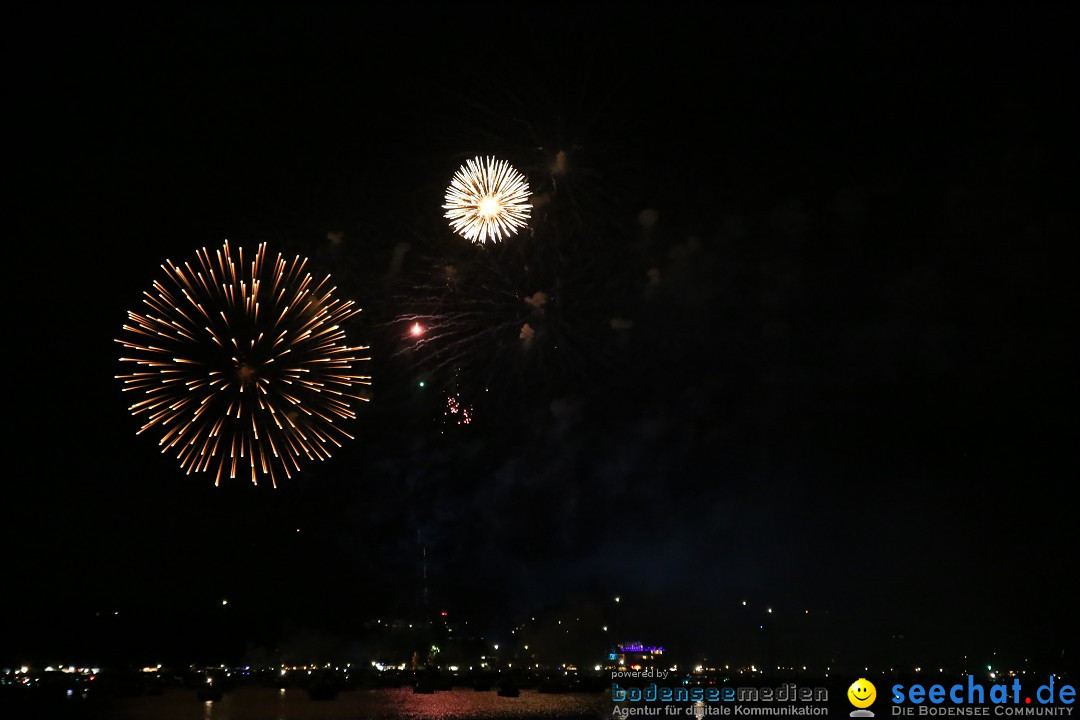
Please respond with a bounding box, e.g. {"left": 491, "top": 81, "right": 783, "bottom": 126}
{"left": 443, "top": 156, "right": 532, "bottom": 243}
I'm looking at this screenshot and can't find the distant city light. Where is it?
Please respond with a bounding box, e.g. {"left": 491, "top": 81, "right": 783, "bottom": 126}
{"left": 411, "top": 322, "right": 424, "bottom": 337}
{"left": 618, "top": 644, "right": 664, "bottom": 654}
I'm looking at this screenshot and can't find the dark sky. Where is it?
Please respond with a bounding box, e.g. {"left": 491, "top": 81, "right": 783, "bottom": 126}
{"left": 6, "top": 6, "right": 1077, "bottom": 672}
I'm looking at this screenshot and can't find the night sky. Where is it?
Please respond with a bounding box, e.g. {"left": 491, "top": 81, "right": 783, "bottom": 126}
{"left": 6, "top": 6, "right": 1077, "bottom": 673}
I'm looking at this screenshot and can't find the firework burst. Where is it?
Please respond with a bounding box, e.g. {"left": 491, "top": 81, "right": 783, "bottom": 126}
{"left": 389, "top": 239, "right": 604, "bottom": 416}
{"left": 443, "top": 156, "right": 532, "bottom": 243}
{"left": 445, "top": 393, "right": 473, "bottom": 425}
{"left": 116, "top": 240, "right": 371, "bottom": 487}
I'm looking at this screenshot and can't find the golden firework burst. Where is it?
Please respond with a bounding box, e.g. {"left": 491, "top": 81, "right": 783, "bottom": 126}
{"left": 116, "top": 240, "right": 371, "bottom": 487}
{"left": 443, "top": 156, "right": 532, "bottom": 243}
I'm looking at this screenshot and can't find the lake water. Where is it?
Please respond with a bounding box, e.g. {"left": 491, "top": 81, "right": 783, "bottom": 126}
{"left": 110, "top": 687, "right": 610, "bottom": 720}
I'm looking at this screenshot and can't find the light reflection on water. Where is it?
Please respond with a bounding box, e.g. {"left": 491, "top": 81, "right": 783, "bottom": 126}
{"left": 112, "top": 686, "right": 609, "bottom": 720}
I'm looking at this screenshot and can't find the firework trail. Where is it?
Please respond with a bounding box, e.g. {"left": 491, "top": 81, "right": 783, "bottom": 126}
{"left": 389, "top": 238, "right": 605, "bottom": 411}
{"left": 116, "top": 240, "right": 371, "bottom": 487}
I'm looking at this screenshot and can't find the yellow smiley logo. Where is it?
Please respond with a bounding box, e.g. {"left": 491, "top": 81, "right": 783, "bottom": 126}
{"left": 848, "top": 678, "right": 877, "bottom": 708}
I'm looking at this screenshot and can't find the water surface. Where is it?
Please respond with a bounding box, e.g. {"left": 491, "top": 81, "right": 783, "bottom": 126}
{"left": 111, "top": 686, "right": 609, "bottom": 720}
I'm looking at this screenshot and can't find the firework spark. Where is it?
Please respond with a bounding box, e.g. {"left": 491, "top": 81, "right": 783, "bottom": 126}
{"left": 445, "top": 393, "right": 473, "bottom": 425}
{"left": 443, "top": 156, "right": 532, "bottom": 243}
{"left": 116, "top": 240, "right": 371, "bottom": 487}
